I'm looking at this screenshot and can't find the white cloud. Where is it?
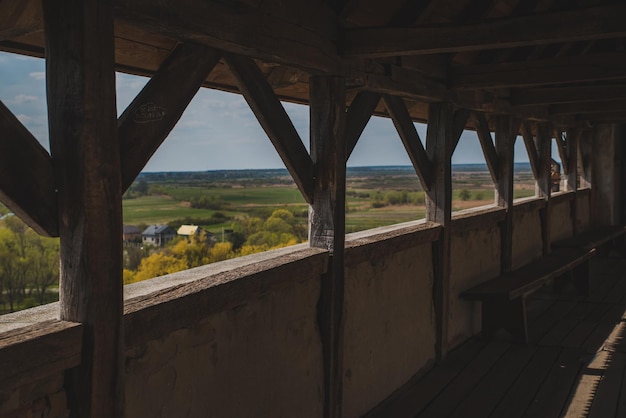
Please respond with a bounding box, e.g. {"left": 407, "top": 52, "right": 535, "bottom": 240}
{"left": 29, "top": 72, "right": 45, "bottom": 80}
{"left": 12, "top": 94, "right": 38, "bottom": 104}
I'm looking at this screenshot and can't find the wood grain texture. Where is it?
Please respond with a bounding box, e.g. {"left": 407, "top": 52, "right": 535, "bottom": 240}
{"left": 521, "top": 121, "right": 540, "bottom": 181}
{"left": 113, "top": 0, "right": 338, "bottom": 73}
{"left": 473, "top": 112, "right": 499, "bottom": 184}
{"left": 383, "top": 95, "right": 432, "bottom": 191}
{"left": 0, "top": 100, "right": 57, "bottom": 236}
{"left": 495, "top": 116, "right": 516, "bottom": 272}
{"left": 425, "top": 102, "right": 453, "bottom": 360}
{"left": 308, "top": 76, "right": 346, "bottom": 418}
{"left": 0, "top": 320, "right": 82, "bottom": 391}
{"left": 342, "top": 4, "right": 626, "bottom": 57}
{"left": 119, "top": 43, "right": 221, "bottom": 191}
{"left": 345, "top": 91, "right": 380, "bottom": 160}
{"left": 225, "top": 54, "right": 314, "bottom": 203}
{"left": 43, "top": 0, "right": 124, "bottom": 416}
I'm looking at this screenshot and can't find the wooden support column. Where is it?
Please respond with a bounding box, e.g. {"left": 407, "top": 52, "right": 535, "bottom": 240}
{"left": 425, "top": 102, "right": 453, "bottom": 361}
{"left": 566, "top": 129, "right": 579, "bottom": 234}
{"left": 536, "top": 123, "right": 552, "bottom": 254}
{"left": 578, "top": 129, "right": 592, "bottom": 189}
{"left": 309, "top": 76, "right": 346, "bottom": 418}
{"left": 43, "top": 1, "right": 124, "bottom": 417}
{"left": 495, "top": 116, "right": 515, "bottom": 273}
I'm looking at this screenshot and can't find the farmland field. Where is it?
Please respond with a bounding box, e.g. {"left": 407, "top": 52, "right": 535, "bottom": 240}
{"left": 123, "top": 164, "right": 538, "bottom": 234}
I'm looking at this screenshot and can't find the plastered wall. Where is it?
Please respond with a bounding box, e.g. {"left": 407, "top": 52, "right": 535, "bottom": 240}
{"left": 549, "top": 195, "right": 575, "bottom": 243}
{"left": 125, "top": 251, "right": 326, "bottom": 418}
{"left": 0, "top": 374, "right": 68, "bottom": 418}
{"left": 342, "top": 236, "right": 436, "bottom": 418}
{"left": 511, "top": 201, "right": 544, "bottom": 269}
{"left": 448, "top": 221, "right": 501, "bottom": 348}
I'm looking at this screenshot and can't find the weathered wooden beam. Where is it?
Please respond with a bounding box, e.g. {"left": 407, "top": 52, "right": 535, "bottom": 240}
{"left": 43, "top": 1, "right": 124, "bottom": 416}
{"left": 472, "top": 112, "right": 499, "bottom": 184}
{"left": 225, "top": 54, "right": 314, "bottom": 203}
{"left": 451, "top": 108, "right": 470, "bottom": 154}
{"left": 495, "top": 116, "right": 515, "bottom": 272}
{"left": 551, "top": 99, "right": 626, "bottom": 116}
{"left": 425, "top": 102, "right": 453, "bottom": 361}
{"left": 0, "top": 100, "right": 58, "bottom": 236}
{"left": 451, "top": 53, "right": 626, "bottom": 89}
{"left": 383, "top": 95, "right": 432, "bottom": 191}
{"left": 342, "top": 4, "right": 626, "bottom": 58}
{"left": 0, "top": 0, "right": 42, "bottom": 41}
{"left": 511, "top": 85, "right": 626, "bottom": 106}
{"left": 520, "top": 121, "right": 540, "bottom": 181}
{"left": 119, "top": 43, "right": 221, "bottom": 192}
{"left": 566, "top": 129, "right": 579, "bottom": 234}
{"left": 536, "top": 123, "right": 552, "bottom": 255}
{"left": 0, "top": 320, "right": 82, "bottom": 391}
{"left": 359, "top": 65, "right": 449, "bottom": 104}
{"left": 388, "top": 0, "right": 441, "bottom": 26}
{"left": 554, "top": 130, "right": 568, "bottom": 175}
{"left": 345, "top": 91, "right": 380, "bottom": 160}
{"left": 113, "top": 0, "right": 338, "bottom": 74}
{"left": 308, "top": 76, "right": 346, "bottom": 418}
{"left": 578, "top": 130, "right": 592, "bottom": 188}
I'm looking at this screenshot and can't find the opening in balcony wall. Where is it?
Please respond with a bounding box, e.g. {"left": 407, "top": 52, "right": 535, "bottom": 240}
{"left": 346, "top": 116, "right": 427, "bottom": 234}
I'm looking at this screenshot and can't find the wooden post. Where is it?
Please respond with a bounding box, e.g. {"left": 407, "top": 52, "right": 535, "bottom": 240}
{"left": 566, "top": 129, "right": 579, "bottom": 234}
{"left": 309, "top": 76, "right": 346, "bottom": 418}
{"left": 536, "top": 123, "right": 552, "bottom": 254}
{"left": 43, "top": 1, "right": 124, "bottom": 417}
{"left": 578, "top": 129, "right": 592, "bottom": 189}
{"left": 495, "top": 116, "right": 515, "bottom": 272}
{"left": 425, "top": 102, "right": 453, "bottom": 361}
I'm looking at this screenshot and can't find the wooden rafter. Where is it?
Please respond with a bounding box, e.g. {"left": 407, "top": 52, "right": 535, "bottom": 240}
{"left": 0, "top": 0, "right": 41, "bottom": 41}
{"left": 0, "top": 100, "right": 57, "bottom": 237}
{"left": 119, "top": 43, "right": 222, "bottom": 192}
{"left": 451, "top": 108, "right": 471, "bottom": 154}
{"left": 345, "top": 91, "right": 380, "bottom": 160}
{"left": 511, "top": 84, "right": 626, "bottom": 106}
{"left": 342, "top": 4, "right": 626, "bottom": 58}
{"left": 224, "top": 54, "right": 314, "bottom": 204}
{"left": 383, "top": 95, "right": 432, "bottom": 191}
{"left": 361, "top": 65, "right": 448, "bottom": 104}
{"left": 520, "top": 122, "right": 540, "bottom": 181}
{"left": 451, "top": 53, "right": 626, "bottom": 89}
{"left": 472, "top": 112, "right": 499, "bottom": 184}
{"left": 550, "top": 99, "right": 626, "bottom": 116}
{"left": 388, "top": 0, "right": 441, "bottom": 26}
{"left": 113, "top": 0, "right": 338, "bottom": 74}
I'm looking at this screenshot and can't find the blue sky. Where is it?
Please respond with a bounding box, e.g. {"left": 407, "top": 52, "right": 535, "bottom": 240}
{"left": 0, "top": 51, "right": 546, "bottom": 172}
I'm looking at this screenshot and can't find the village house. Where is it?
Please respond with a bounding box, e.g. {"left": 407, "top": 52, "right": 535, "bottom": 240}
{"left": 141, "top": 224, "right": 177, "bottom": 246}
{"left": 122, "top": 225, "right": 142, "bottom": 243}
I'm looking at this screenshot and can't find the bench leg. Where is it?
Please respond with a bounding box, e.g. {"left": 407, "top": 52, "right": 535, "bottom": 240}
{"left": 482, "top": 297, "right": 528, "bottom": 344}
{"left": 554, "top": 262, "right": 590, "bottom": 297}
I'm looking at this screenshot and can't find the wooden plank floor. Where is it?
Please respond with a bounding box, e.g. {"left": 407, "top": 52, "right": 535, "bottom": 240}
{"left": 365, "top": 253, "right": 626, "bottom": 418}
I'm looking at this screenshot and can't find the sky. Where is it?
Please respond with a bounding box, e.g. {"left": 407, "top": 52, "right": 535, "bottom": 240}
{"left": 0, "top": 51, "right": 550, "bottom": 172}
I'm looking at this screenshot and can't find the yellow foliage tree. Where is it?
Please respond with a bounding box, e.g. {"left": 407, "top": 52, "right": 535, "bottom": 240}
{"left": 133, "top": 252, "right": 187, "bottom": 282}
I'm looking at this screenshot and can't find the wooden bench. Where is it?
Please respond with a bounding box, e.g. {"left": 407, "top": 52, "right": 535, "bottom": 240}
{"left": 461, "top": 247, "right": 596, "bottom": 343}
{"left": 552, "top": 225, "right": 626, "bottom": 254}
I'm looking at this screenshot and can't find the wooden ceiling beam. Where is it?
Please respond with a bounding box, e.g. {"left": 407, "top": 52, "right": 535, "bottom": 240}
{"left": 550, "top": 100, "right": 626, "bottom": 116}
{"left": 472, "top": 112, "right": 499, "bottom": 184}
{"left": 346, "top": 91, "right": 381, "bottom": 160}
{"left": 383, "top": 95, "right": 432, "bottom": 191}
{"left": 0, "top": 0, "right": 42, "bottom": 42}
{"left": 113, "top": 0, "right": 338, "bottom": 74}
{"left": 225, "top": 54, "right": 314, "bottom": 204}
{"left": 511, "top": 85, "right": 626, "bottom": 106}
{"left": 451, "top": 53, "right": 626, "bottom": 89}
{"left": 119, "top": 43, "right": 222, "bottom": 192}
{"left": 520, "top": 122, "right": 540, "bottom": 181}
{"left": 0, "top": 100, "right": 58, "bottom": 237}
{"left": 342, "top": 4, "right": 626, "bottom": 58}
